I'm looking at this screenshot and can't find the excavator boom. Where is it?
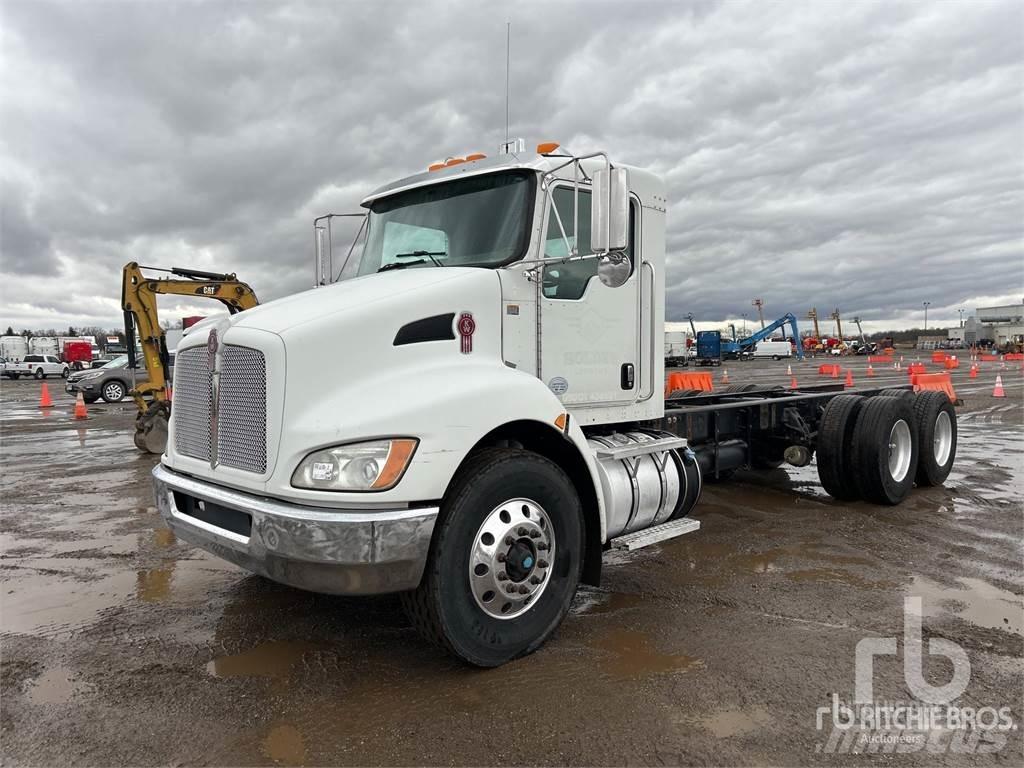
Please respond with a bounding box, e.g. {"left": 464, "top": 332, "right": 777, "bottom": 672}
{"left": 120, "top": 262, "right": 259, "bottom": 452}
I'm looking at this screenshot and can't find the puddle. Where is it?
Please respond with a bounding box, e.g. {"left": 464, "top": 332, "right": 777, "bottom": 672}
{"left": 24, "top": 666, "right": 90, "bottom": 705}
{"left": 262, "top": 723, "right": 306, "bottom": 765}
{"left": 910, "top": 576, "right": 1023, "bottom": 635}
{"left": 572, "top": 590, "right": 645, "bottom": 615}
{"left": 206, "top": 640, "right": 321, "bottom": 679}
{"left": 1, "top": 569, "right": 138, "bottom": 636}
{"left": 690, "top": 707, "right": 772, "bottom": 738}
{"left": 787, "top": 568, "right": 894, "bottom": 589}
{"left": 590, "top": 629, "right": 702, "bottom": 678}
{"left": 1, "top": 554, "right": 237, "bottom": 635}
{"left": 665, "top": 539, "right": 875, "bottom": 585}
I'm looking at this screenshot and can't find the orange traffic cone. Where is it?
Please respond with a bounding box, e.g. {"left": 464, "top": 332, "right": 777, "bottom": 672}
{"left": 831, "top": 366, "right": 839, "bottom": 379}
{"left": 786, "top": 363, "right": 792, "bottom": 376}
{"left": 73, "top": 392, "right": 88, "bottom": 419}
{"left": 789, "top": 375, "right": 798, "bottom": 389}
{"left": 900, "top": 355, "right": 904, "bottom": 363}
{"left": 845, "top": 370, "right": 854, "bottom": 388}
{"left": 38, "top": 382, "right": 54, "bottom": 408}
{"left": 721, "top": 369, "right": 730, "bottom": 385}
{"left": 992, "top": 376, "right": 1005, "bottom": 398}
{"left": 969, "top": 365, "right": 978, "bottom": 379}
{"left": 166, "top": 385, "right": 173, "bottom": 402}
{"left": 867, "top": 364, "right": 875, "bottom": 377}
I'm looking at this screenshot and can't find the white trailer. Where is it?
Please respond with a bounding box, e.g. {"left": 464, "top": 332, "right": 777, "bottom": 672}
{"left": 28, "top": 336, "right": 59, "bottom": 357}
{"left": 1, "top": 335, "right": 28, "bottom": 361}
{"left": 664, "top": 330, "right": 689, "bottom": 367}
{"left": 153, "top": 143, "right": 960, "bottom": 666}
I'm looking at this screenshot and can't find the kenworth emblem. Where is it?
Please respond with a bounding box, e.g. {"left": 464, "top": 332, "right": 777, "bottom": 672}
{"left": 457, "top": 312, "right": 476, "bottom": 354}
{"left": 207, "top": 329, "right": 218, "bottom": 359}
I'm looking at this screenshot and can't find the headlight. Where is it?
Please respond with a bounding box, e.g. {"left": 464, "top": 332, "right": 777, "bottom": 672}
{"left": 291, "top": 438, "right": 418, "bottom": 492}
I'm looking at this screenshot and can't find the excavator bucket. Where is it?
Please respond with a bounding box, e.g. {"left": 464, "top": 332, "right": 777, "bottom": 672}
{"left": 134, "top": 402, "right": 170, "bottom": 454}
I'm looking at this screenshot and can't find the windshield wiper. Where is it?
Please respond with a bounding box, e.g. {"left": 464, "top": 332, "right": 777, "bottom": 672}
{"left": 378, "top": 259, "right": 425, "bottom": 272}
{"left": 393, "top": 250, "right": 446, "bottom": 267}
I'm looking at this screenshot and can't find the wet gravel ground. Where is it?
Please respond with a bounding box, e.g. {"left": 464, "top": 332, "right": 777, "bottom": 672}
{"left": 2, "top": 356, "right": 1022, "bottom": 766}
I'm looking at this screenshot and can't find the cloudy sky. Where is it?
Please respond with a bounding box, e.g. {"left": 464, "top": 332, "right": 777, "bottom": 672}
{"left": 1, "top": 0, "right": 1022, "bottom": 335}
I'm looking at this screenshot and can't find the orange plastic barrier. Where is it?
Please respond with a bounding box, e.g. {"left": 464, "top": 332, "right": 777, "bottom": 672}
{"left": 1006, "top": 353, "right": 1024, "bottom": 361}
{"left": 818, "top": 364, "right": 841, "bottom": 376}
{"left": 906, "top": 362, "right": 927, "bottom": 375}
{"left": 943, "top": 358, "right": 960, "bottom": 369}
{"left": 867, "top": 355, "right": 889, "bottom": 363}
{"left": 931, "top": 351, "right": 948, "bottom": 363}
{"left": 912, "top": 372, "right": 958, "bottom": 403}
{"left": 665, "top": 371, "right": 714, "bottom": 395}
{"left": 883, "top": 348, "right": 896, "bottom": 356}
{"left": 979, "top": 354, "right": 999, "bottom": 362}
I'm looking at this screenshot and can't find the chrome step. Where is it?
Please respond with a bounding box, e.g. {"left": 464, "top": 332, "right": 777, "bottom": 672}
{"left": 609, "top": 518, "right": 701, "bottom": 551}
{"left": 593, "top": 436, "right": 688, "bottom": 460}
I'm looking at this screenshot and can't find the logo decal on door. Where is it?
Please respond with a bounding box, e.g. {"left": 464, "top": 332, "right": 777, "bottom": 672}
{"left": 457, "top": 312, "right": 476, "bottom": 354}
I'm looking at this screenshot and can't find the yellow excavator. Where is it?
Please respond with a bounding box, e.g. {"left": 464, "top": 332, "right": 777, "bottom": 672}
{"left": 121, "top": 262, "right": 259, "bottom": 454}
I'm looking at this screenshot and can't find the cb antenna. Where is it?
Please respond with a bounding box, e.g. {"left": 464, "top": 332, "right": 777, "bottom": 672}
{"left": 505, "top": 21, "right": 511, "bottom": 145}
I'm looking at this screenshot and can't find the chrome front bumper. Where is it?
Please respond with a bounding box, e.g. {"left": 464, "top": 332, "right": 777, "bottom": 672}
{"left": 152, "top": 464, "right": 438, "bottom": 595}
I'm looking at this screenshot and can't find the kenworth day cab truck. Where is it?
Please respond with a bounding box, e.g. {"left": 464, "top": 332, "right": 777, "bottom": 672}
{"left": 153, "top": 143, "right": 959, "bottom": 667}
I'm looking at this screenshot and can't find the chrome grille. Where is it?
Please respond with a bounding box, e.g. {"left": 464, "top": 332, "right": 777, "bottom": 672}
{"left": 216, "top": 345, "right": 267, "bottom": 473}
{"left": 172, "top": 347, "right": 212, "bottom": 461}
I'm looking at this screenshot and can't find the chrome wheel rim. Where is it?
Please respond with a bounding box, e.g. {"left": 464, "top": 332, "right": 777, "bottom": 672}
{"left": 933, "top": 411, "right": 952, "bottom": 466}
{"left": 105, "top": 383, "right": 123, "bottom": 400}
{"left": 469, "top": 498, "right": 555, "bottom": 620}
{"left": 888, "top": 419, "right": 913, "bottom": 482}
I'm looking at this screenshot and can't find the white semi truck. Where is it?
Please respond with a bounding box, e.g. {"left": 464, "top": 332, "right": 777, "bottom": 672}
{"left": 153, "top": 143, "right": 958, "bottom": 666}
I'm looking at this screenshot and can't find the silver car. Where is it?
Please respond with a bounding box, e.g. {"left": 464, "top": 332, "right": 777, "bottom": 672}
{"left": 65, "top": 354, "right": 174, "bottom": 403}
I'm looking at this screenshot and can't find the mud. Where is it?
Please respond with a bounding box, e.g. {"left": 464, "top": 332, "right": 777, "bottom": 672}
{"left": 1, "top": 358, "right": 1022, "bottom": 766}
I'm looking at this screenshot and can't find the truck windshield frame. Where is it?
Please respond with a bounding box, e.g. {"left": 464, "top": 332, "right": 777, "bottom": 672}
{"left": 356, "top": 171, "right": 536, "bottom": 276}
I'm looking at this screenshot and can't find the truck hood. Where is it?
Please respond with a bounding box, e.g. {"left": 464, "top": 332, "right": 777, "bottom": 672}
{"left": 227, "top": 268, "right": 488, "bottom": 337}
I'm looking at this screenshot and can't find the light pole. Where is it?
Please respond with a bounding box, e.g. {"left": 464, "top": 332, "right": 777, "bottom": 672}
{"left": 958, "top": 308, "right": 964, "bottom": 328}
{"left": 923, "top": 301, "right": 931, "bottom": 331}
{"left": 741, "top": 312, "right": 748, "bottom": 335}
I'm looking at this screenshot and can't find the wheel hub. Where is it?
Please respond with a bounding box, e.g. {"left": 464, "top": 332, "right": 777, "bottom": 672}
{"left": 933, "top": 411, "right": 952, "bottom": 465}
{"left": 887, "top": 419, "right": 913, "bottom": 482}
{"left": 469, "top": 498, "right": 555, "bottom": 620}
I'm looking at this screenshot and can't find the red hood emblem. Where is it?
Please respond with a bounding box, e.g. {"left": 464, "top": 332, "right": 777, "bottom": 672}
{"left": 457, "top": 312, "right": 475, "bottom": 354}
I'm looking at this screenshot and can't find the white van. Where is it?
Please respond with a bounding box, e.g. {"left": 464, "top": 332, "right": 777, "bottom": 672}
{"left": 753, "top": 340, "right": 793, "bottom": 359}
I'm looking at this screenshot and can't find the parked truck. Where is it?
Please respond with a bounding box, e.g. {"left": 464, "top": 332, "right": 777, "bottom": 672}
{"left": 153, "top": 143, "right": 959, "bottom": 667}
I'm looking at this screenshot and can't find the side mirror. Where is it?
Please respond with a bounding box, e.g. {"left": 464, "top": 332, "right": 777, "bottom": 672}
{"left": 591, "top": 167, "right": 629, "bottom": 253}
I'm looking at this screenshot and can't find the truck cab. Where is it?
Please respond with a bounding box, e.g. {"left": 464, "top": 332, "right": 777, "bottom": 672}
{"left": 153, "top": 143, "right": 958, "bottom": 666}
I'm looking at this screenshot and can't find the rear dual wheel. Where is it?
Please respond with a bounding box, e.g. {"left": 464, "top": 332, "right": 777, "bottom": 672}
{"left": 402, "top": 448, "right": 583, "bottom": 667}
{"left": 851, "top": 396, "right": 918, "bottom": 505}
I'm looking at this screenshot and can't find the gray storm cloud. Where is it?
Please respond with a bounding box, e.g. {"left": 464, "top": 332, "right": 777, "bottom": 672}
{"left": 0, "top": 0, "right": 1021, "bottom": 333}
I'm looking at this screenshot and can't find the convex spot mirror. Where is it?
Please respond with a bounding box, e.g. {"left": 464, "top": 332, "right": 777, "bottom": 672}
{"left": 597, "top": 252, "right": 632, "bottom": 288}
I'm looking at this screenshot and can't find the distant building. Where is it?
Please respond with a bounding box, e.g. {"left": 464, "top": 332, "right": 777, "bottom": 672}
{"left": 969, "top": 302, "right": 1024, "bottom": 348}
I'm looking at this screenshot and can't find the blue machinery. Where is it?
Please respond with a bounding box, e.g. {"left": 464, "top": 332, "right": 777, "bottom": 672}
{"left": 723, "top": 313, "right": 804, "bottom": 360}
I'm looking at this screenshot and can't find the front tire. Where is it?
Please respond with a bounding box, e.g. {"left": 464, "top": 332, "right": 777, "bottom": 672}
{"left": 34, "top": 368, "right": 45, "bottom": 380}
{"left": 101, "top": 380, "right": 126, "bottom": 403}
{"left": 402, "top": 448, "right": 584, "bottom": 667}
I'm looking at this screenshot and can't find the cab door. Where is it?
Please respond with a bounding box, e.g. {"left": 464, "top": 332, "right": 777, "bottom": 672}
{"left": 538, "top": 184, "right": 639, "bottom": 410}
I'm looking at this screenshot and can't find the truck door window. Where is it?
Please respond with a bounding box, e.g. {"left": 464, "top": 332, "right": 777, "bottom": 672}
{"left": 543, "top": 187, "right": 634, "bottom": 300}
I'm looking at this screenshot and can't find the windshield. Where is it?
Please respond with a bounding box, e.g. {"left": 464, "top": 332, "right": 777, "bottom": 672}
{"left": 103, "top": 355, "right": 129, "bottom": 369}
{"left": 353, "top": 171, "right": 534, "bottom": 277}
